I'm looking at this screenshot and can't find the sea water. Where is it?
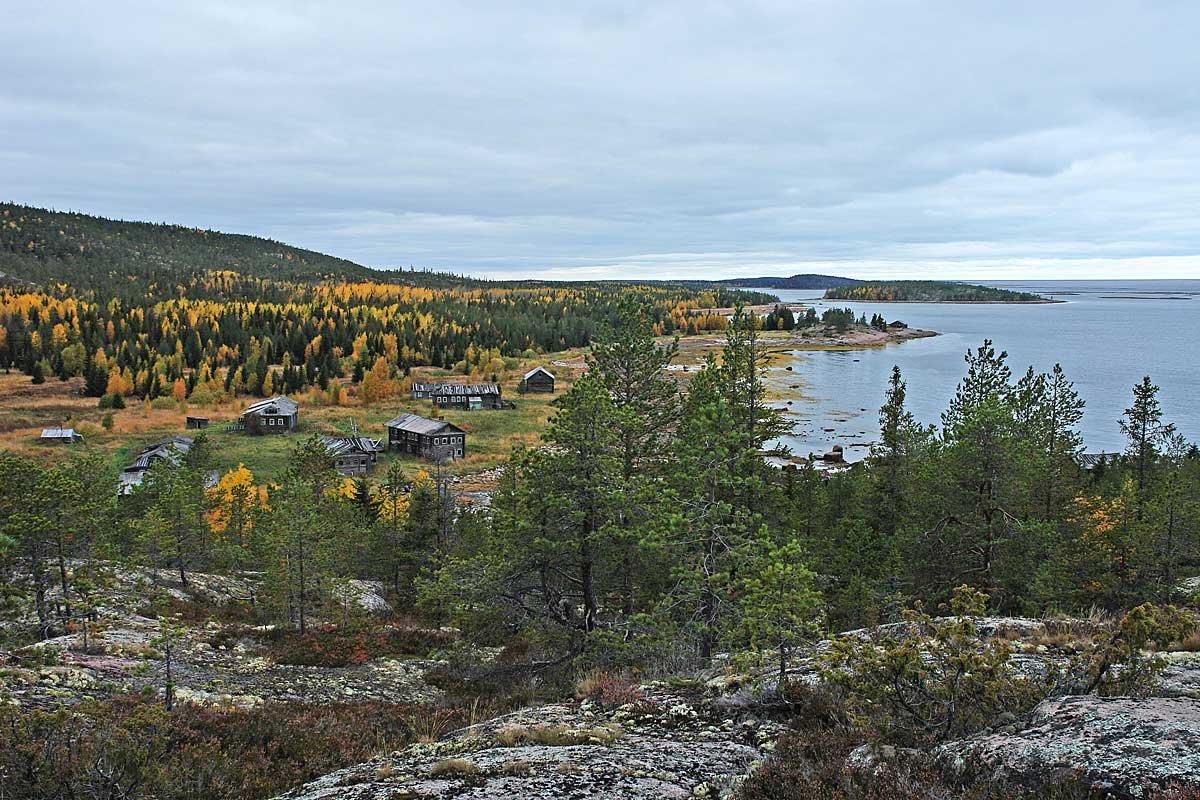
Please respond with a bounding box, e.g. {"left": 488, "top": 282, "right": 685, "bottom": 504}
{"left": 757, "top": 280, "right": 1200, "bottom": 461}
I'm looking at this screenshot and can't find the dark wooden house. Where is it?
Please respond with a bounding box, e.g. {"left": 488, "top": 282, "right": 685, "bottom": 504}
{"left": 119, "top": 436, "right": 206, "bottom": 495}
{"left": 522, "top": 366, "right": 555, "bottom": 393}
{"left": 320, "top": 435, "right": 384, "bottom": 476}
{"left": 410, "top": 381, "right": 437, "bottom": 399}
{"left": 386, "top": 413, "right": 466, "bottom": 461}
{"left": 239, "top": 396, "right": 299, "bottom": 434}
{"left": 186, "top": 416, "right": 209, "bottom": 429}
{"left": 430, "top": 382, "right": 506, "bottom": 411}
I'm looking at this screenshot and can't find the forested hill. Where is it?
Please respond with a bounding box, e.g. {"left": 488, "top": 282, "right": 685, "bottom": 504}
{"left": 0, "top": 202, "right": 771, "bottom": 397}
{"left": 824, "top": 280, "right": 1047, "bottom": 303}
{"left": 0, "top": 202, "right": 389, "bottom": 296}
{"left": 709, "top": 273, "right": 862, "bottom": 290}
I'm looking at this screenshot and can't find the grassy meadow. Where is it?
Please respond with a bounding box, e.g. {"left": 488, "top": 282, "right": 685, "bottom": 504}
{"left": 0, "top": 355, "right": 585, "bottom": 486}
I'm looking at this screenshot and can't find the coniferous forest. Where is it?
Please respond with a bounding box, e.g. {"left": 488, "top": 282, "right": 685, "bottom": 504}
{"left": 0, "top": 203, "right": 767, "bottom": 403}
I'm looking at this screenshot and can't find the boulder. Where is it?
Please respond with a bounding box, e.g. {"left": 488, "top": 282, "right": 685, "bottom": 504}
{"left": 935, "top": 695, "right": 1200, "bottom": 798}
{"left": 329, "top": 579, "right": 393, "bottom": 616}
{"left": 275, "top": 689, "right": 778, "bottom": 800}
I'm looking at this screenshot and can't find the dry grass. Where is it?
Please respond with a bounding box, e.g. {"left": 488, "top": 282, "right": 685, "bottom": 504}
{"left": 429, "top": 758, "right": 480, "bottom": 777}
{"left": 493, "top": 723, "right": 624, "bottom": 747}
{"left": 574, "top": 669, "right": 645, "bottom": 707}
{"left": 0, "top": 357, "right": 577, "bottom": 484}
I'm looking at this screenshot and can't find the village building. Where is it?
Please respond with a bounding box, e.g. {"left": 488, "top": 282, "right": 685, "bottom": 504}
{"left": 430, "top": 382, "right": 508, "bottom": 410}
{"left": 118, "top": 436, "right": 218, "bottom": 495}
{"left": 40, "top": 427, "right": 83, "bottom": 444}
{"left": 386, "top": 413, "right": 466, "bottom": 461}
{"left": 410, "top": 381, "right": 438, "bottom": 399}
{"left": 1078, "top": 452, "right": 1118, "bottom": 471}
{"left": 320, "top": 435, "right": 384, "bottom": 476}
{"left": 521, "top": 366, "right": 556, "bottom": 393}
{"left": 411, "top": 381, "right": 511, "bottom": 410}
{"left": 237, "top": 396, "right": 299, "bottom": 434}
{"left": 186, "top": 416, "right": 209, "bottom": 429}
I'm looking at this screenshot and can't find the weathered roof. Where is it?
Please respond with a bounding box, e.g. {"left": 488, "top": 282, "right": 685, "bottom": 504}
{"left": 430, "top": 382, "right": 500, "bottom": 396}
{"left": 125, "top": 436, "right": 194, "bottom": 472}
{"left": 1078, "top": 452, "right": 1117, "bottom": 469}
{"left": 385, "top": 413, "right": 465, "bottom": 436}
{"left": 243, "top": 395, "right": 299, "bottom": 416}
{"left": 319, "top": 435, "right": 383, "bottom": 456}
{"left": 524, "top": 366, "right": 555, "bottom": 381}
{"left": 40, "top": 427, "right": 80, "bottom": 439}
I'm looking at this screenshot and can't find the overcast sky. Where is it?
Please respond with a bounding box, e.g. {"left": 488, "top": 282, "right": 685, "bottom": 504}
{"left": 4, "top": 2, "right": 1200, "bottom": 280}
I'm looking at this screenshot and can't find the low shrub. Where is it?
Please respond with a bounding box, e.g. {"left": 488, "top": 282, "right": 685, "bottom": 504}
{"left": 0, "top": 696, "right": 469, "bottom": 800}
{"left": 208, "top": 622, "right": 458, "bottom": 668}
{"left": 574, "top": 669, "right": 644, "bottom": 707}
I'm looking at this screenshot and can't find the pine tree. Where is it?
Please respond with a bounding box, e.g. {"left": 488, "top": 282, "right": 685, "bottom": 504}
{"left": 734, "top": 535, "right": 821, "bottom": 684}
{"left": 1120, "top": 376, "right": 1176, "bottom": 520}
{"left": 587, "top": 297, "right": 680, "bottom": 614}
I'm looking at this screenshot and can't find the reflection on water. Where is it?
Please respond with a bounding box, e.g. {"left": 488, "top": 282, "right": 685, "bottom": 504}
{"left": 760, "top": 280, "right": 1200, "bottom": 461}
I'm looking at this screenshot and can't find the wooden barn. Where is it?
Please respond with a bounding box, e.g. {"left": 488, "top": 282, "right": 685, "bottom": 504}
{"left": 522, "top": 366, "right": 555, "bottom": 393}
{"left": 320, "top": 435, "right": 384, "bottom": 476}
{"left": 386, "top": 413, "right": 466, "bottom": 461}
{"left": 238, "top": 396, "right": 299, "bottom": 434}
{"left": 186, "top": 416, "right": 209, "bottom": 429}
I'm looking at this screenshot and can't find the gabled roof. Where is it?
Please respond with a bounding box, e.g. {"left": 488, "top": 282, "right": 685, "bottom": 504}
{"left": 125, "top": 436, "right": 194, "bottom": 472}
{"left": 524, "top": 366, "right": 554, "bottom": 381}
{"left": 430, "top": 382, "right": 500, "bottom": 396}
{"left": 41, "top": 427, "right": 80, "bottom": 439}
{"left": 319, "top": 435, "right": 383, "bottom": 456}
{"left": 385, "top": 413, "right": 465, "bottom": 436}
{"left": 1078, "top": 452, "right": 1117, "bottom": 469}
{"left": 243, "top": 396, "right": 299, "bottom": 416}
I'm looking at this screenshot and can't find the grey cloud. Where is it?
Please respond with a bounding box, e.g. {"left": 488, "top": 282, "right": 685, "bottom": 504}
{"left": 3, "top": 1, "right": 1200, "bottom": 279}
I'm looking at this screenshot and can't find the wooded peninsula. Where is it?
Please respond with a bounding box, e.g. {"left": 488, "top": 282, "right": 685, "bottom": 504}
{"left": 824, "top": 280, "right": 1050, "bottom": 303}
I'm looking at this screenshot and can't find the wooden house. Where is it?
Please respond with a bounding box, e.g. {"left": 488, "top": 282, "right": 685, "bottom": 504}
{"left": 186, "top": 416, "right": 209, "bottom": 429}
{"left": 1078, "top": 452, "right": 1117, "bottom": 471}
{"left": 119, "top": 436, "right": 198, "bottom": 495}
{"left": 238, "top": 396, "right": 299, "bottom": 434}
{"left": 430, "top": 382, "right": 507, "bottom": 411}
{"left": 40, "top": 427, "right": 82, "bottom": 444}
{"left": 386, "top": 413, "right": 466, "bottom": 461}
{"left": 320, "top": 435, "right": 384, "bottom": 476}
{"left": 522, "top": 366, "right": 555, "bottom": 393}
{"left": 410, "top": 381, "right": 438, "bottom": 399}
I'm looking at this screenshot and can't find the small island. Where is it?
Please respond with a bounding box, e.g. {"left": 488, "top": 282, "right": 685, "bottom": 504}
{"left": 824, "top": 279, "right": 1053, "bottom": 303}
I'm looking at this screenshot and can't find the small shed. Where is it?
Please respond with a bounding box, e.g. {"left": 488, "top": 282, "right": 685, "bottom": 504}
{"left": 522, "top": 366, "right": 555, "bottom": 393}
{"left": 186, "top": 416, "right": 209, "bottom": 429}
{"left": 40, "top": 427, "right": 83, "bottom": 444}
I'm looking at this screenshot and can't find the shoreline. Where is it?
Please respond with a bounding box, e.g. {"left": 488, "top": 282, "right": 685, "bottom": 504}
{"left": 820, "top": 297, "right": 1063, "bottom": 305}
{"left": 672, "top": 324, "right": 939, "bottom": 361}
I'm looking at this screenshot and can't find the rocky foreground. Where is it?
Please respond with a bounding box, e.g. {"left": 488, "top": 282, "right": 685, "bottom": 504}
{"left": 7, "top": 567, "right": 1200, "bottom": 799}
{"left": 276, "top": 614, "right": 1200, "bottom": 800}
{"left": 278, "top": 686, "right": 780, "bottom": 800}
{"left": 0, "top": 566, "right": 444, "bottom": 709}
